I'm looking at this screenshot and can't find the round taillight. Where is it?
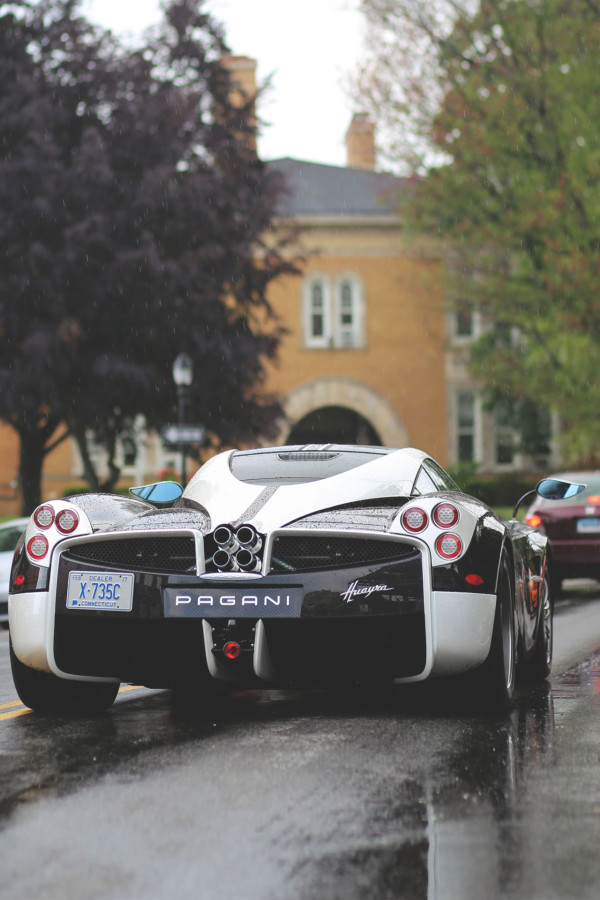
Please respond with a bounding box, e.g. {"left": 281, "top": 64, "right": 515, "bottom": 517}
{"left": 223, "top": 641, "right": 241, "bottom": 660}
{"left": 55, "top": 509, "right": 79, "bottom": 534}
{"left": 401, "top": 507, "right": 428, "bottom": 533}
{"left": 14, "top": 574, "right": 26, "bottom": 587}
{"left": 435, "top": 533, "right": 463, "bottom": 560}
{"left": 27, "top": 534, "right": 49, "bottom": 560}
{"left": 433, "top": 503, "right": 459, "bottom": 529}
{"left": 33, "top": 505, "right": 55, "bottom": 530}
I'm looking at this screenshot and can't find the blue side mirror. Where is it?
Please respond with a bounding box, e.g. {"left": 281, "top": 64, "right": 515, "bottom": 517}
{"left": 536, "top": 479, "right": 586, "bottom": 501}
{"left": 130, "top": 481, "right": 183, "bottom": 505}
{"left": 512, "top": 479, "right": 586, "bottom": 519}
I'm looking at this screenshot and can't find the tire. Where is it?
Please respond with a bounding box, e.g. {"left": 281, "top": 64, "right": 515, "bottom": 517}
{"left": 10, "top": 641, "right": 119, "bottom": 713}
{"left": 522, "top": 568, "right": 553, "bottom": 681}
{"left": 478, "top": 551, "right": 516, "bottom": 710}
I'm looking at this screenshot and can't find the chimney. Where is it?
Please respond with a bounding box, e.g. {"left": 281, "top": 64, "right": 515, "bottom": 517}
{"left": 345, "top": 113, "right": 376, "bottom": 170}
{"left": 221, "top": 55, "right": 257, "bottom": 152}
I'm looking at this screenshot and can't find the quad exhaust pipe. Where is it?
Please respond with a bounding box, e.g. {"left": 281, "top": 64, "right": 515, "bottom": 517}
{"left": 213, "top": 524, "right": 263, "bottom": 573}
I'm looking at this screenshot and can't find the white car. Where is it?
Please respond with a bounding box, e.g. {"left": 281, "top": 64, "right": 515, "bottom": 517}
{"left": 7, "top": 446, "right": 583, "bottom": 712}
{"left": 0, "top": 518, "right": 29, "bottom": 627}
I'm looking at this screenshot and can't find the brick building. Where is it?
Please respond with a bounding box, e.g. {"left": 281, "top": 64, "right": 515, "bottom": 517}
{"left": 262, "top": 135, "right": 447, "bottom": 459}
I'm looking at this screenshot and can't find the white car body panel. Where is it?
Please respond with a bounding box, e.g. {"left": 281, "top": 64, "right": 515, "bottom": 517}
{"left": 186, "top": 447, "right": 424, "bottom": 534}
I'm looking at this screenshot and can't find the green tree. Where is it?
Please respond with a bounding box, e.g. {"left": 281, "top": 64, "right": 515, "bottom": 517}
{"left": 0, "top": 0, "right": 297, "bottom": 513}
{"left": 356, "top": 0, "right": 600, "bottom": 462}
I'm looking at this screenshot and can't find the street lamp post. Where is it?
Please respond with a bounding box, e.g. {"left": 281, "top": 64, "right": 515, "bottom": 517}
{"left": 172, "top": 353, "right": 194, "bottom": 487}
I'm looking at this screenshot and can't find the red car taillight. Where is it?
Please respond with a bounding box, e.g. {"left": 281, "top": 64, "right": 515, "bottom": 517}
{"left": 432, "top": 502, "right": 459, "bottom": 529}
{"left": 33, "top": 504, "right": 55, "bottom": 529}
{"left": 401, "top": 507, "right": 428, "bottom": 533}
{"left": 55, "top": 509, "right": 79, "bottom": 534}
{"left": 526, "top": 514, "right": 543, "bottom": 529}
{"left": 435, "top": 533, "right": 463, "bottom": 560}
{"left": 27, "top": 535, "right": 49, "bottom": 560}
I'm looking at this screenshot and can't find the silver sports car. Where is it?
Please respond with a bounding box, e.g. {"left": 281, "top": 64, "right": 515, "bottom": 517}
{"left": 8, "top": 445, "right": 583, "bottom": 712}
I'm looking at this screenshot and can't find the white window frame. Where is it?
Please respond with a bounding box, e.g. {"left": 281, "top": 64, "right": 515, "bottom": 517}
{"left": 333, "top": 272, "right": 365, "bottom": 349}
{"left": 303, "top": 271, "right": 365, "bottom": 349}
{"left": 303, "top": 273, "right": 332, "bottom": 348}
{"left": 449, "top": 307, "right": 482, "bottom": 343}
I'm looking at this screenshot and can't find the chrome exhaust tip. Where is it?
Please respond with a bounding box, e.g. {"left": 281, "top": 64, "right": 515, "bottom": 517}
{"left": 213, "top": 548, "right": 239, "bottom": 571}
{"left": 236, "top": 524, "right": 262, "bottom": 553}
{"left": 236, "top": 548, "right": 262, "bottom": 573}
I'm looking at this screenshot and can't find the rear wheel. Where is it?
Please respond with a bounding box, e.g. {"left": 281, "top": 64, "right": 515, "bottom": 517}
{"left": 10, "top": 641, "right": 119, "bottom": 713}
{"left": 522, "top": 568, "right": 553, "bottom": 681}
{"left": 478, "top": 551, "right": 516, "bottom": 709}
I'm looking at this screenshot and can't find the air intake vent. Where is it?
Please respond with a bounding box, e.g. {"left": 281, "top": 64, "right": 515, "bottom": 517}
{"left": 269, "top": 536, "right": 418, "bottom": 573}
{"left": 61, "top": 537, "right": 197, "bottom": 574}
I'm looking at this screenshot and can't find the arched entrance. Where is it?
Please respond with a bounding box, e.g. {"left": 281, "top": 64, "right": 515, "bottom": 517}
{"left": 287, "top": 406, "right": 381, "bottom": 446}
{"left": 273, "top": 377, "right": 409, "bottom": 448}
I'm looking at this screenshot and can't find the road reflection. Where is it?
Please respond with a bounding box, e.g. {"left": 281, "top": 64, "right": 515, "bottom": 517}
{"left": 286, "top": 680, "right": 557, "bottom": 900}
{"left": 3, "top": 653, "right": 600, "bottom": 900}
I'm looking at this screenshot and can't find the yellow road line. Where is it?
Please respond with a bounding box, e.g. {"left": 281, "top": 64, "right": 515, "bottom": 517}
{"left": 0, "top": 684, "right": 145, "bottom": 721}
{"left": 0, "top": 707, "right": 31, "bottom": 720}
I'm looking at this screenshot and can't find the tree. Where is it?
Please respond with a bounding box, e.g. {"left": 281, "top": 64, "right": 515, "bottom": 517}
{"left": 0, "top": 0, "right": 297, "bottom": 513}
{"left": 355, "top": 0, "right": 600, "bottom": 462}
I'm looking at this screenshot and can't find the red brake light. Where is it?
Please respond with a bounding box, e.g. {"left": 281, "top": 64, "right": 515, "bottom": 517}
{"left": 401, "top": 507, "right": 428, "bottom": 533}
{"left": 27, "top": 534, "right": 49, "bottom": 560}
{"left": 587, "top": 495, "right": 600, "bottom": 505}
{"left": 55, "top": 509, "right": 79, "bottom": 534}
{"left": 526, "top": 514, "right": 542, "bottom": 529}
{"left": 223, "top": 642, "right": 241, "bottom": 660}
{"left": 33, "top": 505, "right": 54, "bottom": 530}
{"left": 435, "top": 533, "right": 463, "bottom": 560}
{"left": 432, "top": 503, "right": 459, "bottom": 529}
{"left": 14, "top": 574, "right": 25, "bottom": 587}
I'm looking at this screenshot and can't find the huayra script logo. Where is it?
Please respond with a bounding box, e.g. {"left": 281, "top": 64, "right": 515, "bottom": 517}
{"left": 340, "top": 581, "right": 393, "bottom": 604}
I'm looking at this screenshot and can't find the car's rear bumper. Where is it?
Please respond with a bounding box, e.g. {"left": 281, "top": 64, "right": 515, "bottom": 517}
{"left": 8, "top": 528, "right": 497, "bottom": 688}
{"left": 9, "top": 585, "right": 496, "bottom": 688}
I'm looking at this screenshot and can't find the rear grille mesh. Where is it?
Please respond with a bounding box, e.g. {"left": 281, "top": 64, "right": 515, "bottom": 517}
{"left": 269, "top": 536, "right": 418, "bottom": 573}
{"left": 61, "top": 537, "right": 197, "bottom": 574}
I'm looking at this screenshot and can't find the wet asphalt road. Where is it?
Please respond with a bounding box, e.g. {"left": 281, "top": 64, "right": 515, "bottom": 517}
{"left": 2, "top": 589, "right": 600, "bottom": 899}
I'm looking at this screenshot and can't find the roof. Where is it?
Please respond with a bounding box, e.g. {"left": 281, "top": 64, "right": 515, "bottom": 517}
{"left": 266, "top": 158, "right": 406, "bottom": 218}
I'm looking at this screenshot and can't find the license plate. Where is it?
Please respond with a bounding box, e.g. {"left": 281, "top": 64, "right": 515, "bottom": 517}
{"left": 164, "top": 586, "right": 303, "bottom": 618}
{"left": 576, "top": 518, "right": 600, "bottom": 534}
{"left": 67, "top": 572, "right": 134, "bottom": 611}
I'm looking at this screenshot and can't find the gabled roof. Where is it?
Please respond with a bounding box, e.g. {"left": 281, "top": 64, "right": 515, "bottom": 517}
{"left": 266, "top": 158, "right": 405, "bottom": 218}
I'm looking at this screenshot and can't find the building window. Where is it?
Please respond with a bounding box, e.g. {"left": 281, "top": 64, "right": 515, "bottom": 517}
{"left": 303, "top": 272, "right": 364, "bottom": 349}
{"left": 336, "top": 278, "right": 361, "bottom": 347}
{"left": 456, "top": 390, "right": 477, "bottom": 463}
{"left": 455, "top": 309, "right": 473, "bottom": 337}
{"left": 310, "top": 280, "right": 326, "bottom": 340}
{"left": 451, "top": 305, "right": 481, "bottom": 342}
{"left": 304, "top": 275, "right": 331, "bottom": 348}
{"left": 494, "top": 406, "right": 516, "bottom": 466}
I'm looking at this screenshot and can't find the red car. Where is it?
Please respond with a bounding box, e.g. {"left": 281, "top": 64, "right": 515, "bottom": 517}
{"left": 525, "top": 471, "right": 600, "bottom": 589}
